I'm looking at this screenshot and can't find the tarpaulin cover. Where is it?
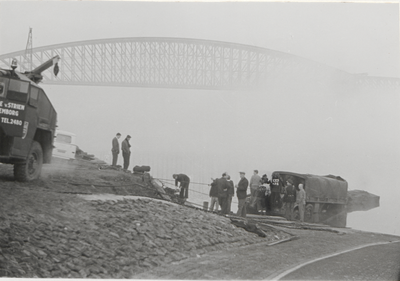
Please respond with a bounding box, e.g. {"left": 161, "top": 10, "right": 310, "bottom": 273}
{"left": 273, "top": 171, "right": 348, "bottom": 202}
{"left": 346, "top": 189, "right": 380, "bottom": 212}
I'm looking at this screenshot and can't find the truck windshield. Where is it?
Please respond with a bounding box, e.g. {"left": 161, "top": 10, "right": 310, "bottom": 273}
{"left": 0, "top": 77, "right": 8, "bottom": 97}
{"left": 56, "top": 134, "right": 72, "bottom": 144}
{"left": 7, "top": 79, "right": 29, "bottom": 103}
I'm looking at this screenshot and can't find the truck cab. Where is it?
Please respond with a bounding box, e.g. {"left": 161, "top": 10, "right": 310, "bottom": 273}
{"left": 0, "top": 57, "right": 58, "bottom": 181}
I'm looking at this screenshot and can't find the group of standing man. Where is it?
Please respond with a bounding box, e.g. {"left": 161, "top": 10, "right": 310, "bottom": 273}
{"left": 208, "top": 170, "right": 307, "bottom": 222}
{"left": 208, "top": 171, "right": 249, "bottom": 216}
{"left": 269, "top": 174, "right": 307, "bottom": 222}
{"left": 111, "top": 133, "right": 132, "bottom": 171}
{"left": 280, "top": 179, "right": 306, "bottom": 221}
{"left": 110, "top": 134, "right": 308, "bottom": 222}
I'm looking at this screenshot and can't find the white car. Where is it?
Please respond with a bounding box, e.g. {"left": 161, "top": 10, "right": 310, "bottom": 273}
{"left": 53, "top": 130, "right": 77, "bottom": 160}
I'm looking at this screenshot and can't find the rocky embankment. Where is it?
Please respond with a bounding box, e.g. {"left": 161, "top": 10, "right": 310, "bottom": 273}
{"left": 0, "top": 162, "right": 291, "bottom": 278}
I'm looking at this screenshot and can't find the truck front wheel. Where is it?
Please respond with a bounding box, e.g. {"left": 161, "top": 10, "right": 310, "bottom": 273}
{"left": 14, "top": 141, "right": 43, "bottom": 182}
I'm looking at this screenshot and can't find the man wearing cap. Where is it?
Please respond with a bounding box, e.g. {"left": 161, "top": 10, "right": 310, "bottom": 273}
{"left": 121, "top": 135, "right": 132, "bottom": 171}
{"left": 111, "top": 133, "right": 121, "bottom": 166}
{"left": 283, "top": 179, "right": 296, "bottom": 220}
{"left": 249, "top": 170, "right": 261, "bottom": 207}
{"left": 236, "top": 172, "right": 249, "bottom": 217}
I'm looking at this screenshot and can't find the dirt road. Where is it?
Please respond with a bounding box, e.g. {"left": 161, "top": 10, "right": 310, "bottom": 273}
{"left": 279, "top": 241, "right": 400, "bottom": 281}
{"left": 131, "top": 227, "right": 399, "bottom": 280}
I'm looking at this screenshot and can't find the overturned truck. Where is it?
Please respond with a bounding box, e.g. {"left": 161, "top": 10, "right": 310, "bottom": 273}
{"left": 285, "top": 172, "right": 348, "bottom": 227}
{"left": 248, "top": 171, "right": 379, "bottom": 228}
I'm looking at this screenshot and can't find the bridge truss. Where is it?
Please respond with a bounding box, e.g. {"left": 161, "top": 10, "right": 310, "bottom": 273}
{"left": 0, "top": 37, "right": 398, "bottom": 91}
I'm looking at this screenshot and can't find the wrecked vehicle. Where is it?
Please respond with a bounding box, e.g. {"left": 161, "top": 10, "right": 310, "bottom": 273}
{"left": 279, "top": 171, "right": 348, "bottom": 227}
{"left": 248, "top": 171, "right": 379, "bottom": 228}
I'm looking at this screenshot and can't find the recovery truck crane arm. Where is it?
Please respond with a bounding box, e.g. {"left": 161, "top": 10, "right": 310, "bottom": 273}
{"left": 24, "top": 55, "right": 60, "bottom": 84}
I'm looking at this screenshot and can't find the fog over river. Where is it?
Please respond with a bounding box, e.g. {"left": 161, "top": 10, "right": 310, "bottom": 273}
{"left": 1, "top": 1, "right": 399, "bottom": 235}
{"left": 44, "top": 84, "right": 400, "bottom": 236}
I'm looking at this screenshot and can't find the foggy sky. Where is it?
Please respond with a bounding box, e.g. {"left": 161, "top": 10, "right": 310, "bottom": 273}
{"left": 0, "top": 1, "right": 399, "bottom": 77}
{"left": 0, "top": 1, "right": 399, "bottom": 235}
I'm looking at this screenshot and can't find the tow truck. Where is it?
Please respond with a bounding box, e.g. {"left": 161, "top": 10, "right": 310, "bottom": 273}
{"left": 0, "top": 56, "right": 59, "bottom": 181}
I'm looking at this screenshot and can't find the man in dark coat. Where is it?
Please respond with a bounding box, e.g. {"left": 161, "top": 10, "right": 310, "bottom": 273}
{"left": 111, "top": 133, "right": 121, "bottom": 166}
{"left": 262, "top": 174, "right": 272, "bottom": 212}
{"left": 236, "top": 172, "right": 249, "bottom": 217}
{"left": 270, "top": 172, "right": 284, "bottom": 211}
{"left": 173, "top": 174, "right": 190, "bottom": 204}
{"left": 209, "top": 178, "right": 219, "bottom": 212}
{"left": 283, "top": 179, "right": 296, "bottom": 220}
{"left": 226, "top": 175, "right": 235, "bottom": 214}
{"left": 217, "top": 173, "right": 230, "bottom": 215}
{"left": 121, "top": 135, "right": 131, "bottom": 171}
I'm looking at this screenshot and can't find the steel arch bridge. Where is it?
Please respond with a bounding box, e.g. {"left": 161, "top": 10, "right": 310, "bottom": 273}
{"left": 0, "top": 37, "right": 398, "bottom": 91}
